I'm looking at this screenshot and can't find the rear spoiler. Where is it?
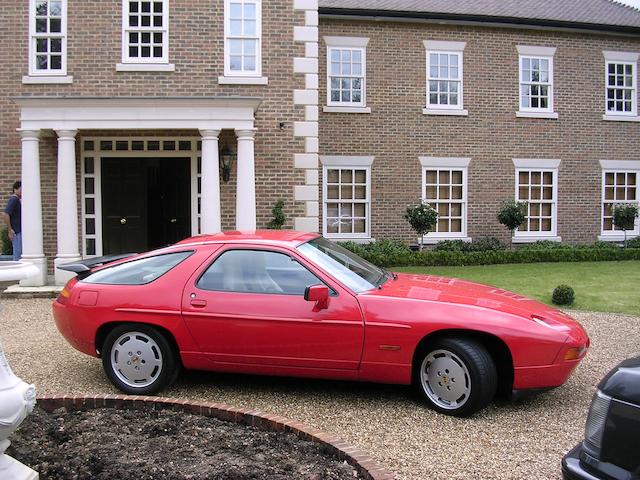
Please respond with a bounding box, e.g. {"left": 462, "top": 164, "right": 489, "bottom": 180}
{"left": 58, "top": 253, "right": 138, "bottom": 279}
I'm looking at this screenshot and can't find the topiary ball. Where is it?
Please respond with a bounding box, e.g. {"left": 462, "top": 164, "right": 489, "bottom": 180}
{"left": 552, "top": 285, "right": 575, "bottom": 306}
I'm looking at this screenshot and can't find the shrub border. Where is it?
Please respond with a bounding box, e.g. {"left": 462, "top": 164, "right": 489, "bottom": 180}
{"left": 340, "top": 241, "right": 640, "bottom": 268}
{"left": 36, "top": 395, "right": 394, "bottom": 480}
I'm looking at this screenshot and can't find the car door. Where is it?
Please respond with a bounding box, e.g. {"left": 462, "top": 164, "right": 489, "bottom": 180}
{"left": 181, "top": 245, "right": 365, "bottom": 370}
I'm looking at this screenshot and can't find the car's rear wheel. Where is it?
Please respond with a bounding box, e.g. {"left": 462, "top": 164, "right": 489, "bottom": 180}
{"left": 415, "top": 337, "right": 497, "bottom": 417}
{"left": 102, "top": 324, "right": 178, "bottom": 395}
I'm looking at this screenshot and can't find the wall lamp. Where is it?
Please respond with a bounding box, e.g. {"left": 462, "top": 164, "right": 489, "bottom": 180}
{"left": 219, "top": 146, "right": 236, "bottom": 183}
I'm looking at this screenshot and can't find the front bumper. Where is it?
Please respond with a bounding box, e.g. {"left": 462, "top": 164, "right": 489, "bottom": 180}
{"left": 562, "top": 445, "right": 602, "bottom": 480}
{"left": 562, "top": 443, "right": 634, "bottom": 480}
{"left": 515, "top": 325, "right": 589, "bottom": 390}
{"left": 513, "top": 359, "right": 582, "bottom": 390}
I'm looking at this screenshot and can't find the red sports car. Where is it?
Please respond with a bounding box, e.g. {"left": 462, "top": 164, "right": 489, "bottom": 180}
{"left": 53, "top": 231, "right": 589, "bottom": 417}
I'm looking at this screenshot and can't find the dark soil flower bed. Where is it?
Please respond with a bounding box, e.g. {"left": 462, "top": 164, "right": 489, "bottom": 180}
{"left": 8, "top": 406, "right": 365, "bottom": 480}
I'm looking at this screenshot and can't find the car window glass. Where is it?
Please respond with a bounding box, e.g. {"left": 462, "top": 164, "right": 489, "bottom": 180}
{"left": 197, "top": 249, "right": 326, "bottom": 295}
{"left": 297, "top": 237, "right": 381, "bottom": 293}
{"left": 83, "top": 251, "right": 193, "bottom": 285}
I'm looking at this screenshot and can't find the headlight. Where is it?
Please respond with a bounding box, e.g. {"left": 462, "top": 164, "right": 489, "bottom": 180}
{"left": 530, "top": 314, "right": 570, "bottom": 332}
{"left": 583, "top": 390, "right": 611, "bottom": 457}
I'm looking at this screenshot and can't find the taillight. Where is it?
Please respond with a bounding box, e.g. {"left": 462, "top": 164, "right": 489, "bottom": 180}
{"left": 57, "top": 278, "right": 77, "bottom": 304}
{"left": 583, "top": 390, "right": 611, "bottom": 458}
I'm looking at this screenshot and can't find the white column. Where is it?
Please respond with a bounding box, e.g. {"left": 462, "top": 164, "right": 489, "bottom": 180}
{"left": 235, "top": 129, "right": 257, "bottom": 230}
{"left": 199, "top": 129, "right": 222, "bottom": 234}
{"left": 54, "top": 129, "right": 81, "bottom": 285}
{"left": 18, "top": 129, "right": 47, "bottom": 286}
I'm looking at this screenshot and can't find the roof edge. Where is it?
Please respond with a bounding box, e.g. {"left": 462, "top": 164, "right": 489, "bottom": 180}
{"left": 318, "top": 8, "right": 640, "bottom": 37}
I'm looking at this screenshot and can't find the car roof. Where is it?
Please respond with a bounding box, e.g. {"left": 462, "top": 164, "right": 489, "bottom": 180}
{"left": 174, "top": 230, "right": 321, "bottom": 248}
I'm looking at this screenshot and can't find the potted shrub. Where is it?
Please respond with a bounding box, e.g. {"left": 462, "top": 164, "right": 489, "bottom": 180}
{"left": 404, "top": 201, "right": 438, "bottom": 250}
{"left": 267, "top": 200, "right": 286, "bottom": 230}
{"left": 0, "top": 228, "right": 11, "bottom": 259}
{"left": 497, "top": 200, "right": 527, "bottom": 249}
{"left": 612, "top": 203, "right": 639, "bottom": 248}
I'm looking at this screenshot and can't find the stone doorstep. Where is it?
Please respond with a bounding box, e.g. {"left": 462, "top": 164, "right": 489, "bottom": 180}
{"left": 1, "top": 283, "right": 62, "bottom": 299}
{"left": 37, "top": 395, "right": 396, "bottom": 480}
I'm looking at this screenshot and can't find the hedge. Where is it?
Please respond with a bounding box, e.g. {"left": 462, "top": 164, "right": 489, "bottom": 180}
{"left": 339, "top": 239, "right": 640, "bottom": 267}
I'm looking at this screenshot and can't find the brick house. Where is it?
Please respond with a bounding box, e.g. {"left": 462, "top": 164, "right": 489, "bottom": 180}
{"left": 1, "top": 0, "right": 640, "bottom": 286}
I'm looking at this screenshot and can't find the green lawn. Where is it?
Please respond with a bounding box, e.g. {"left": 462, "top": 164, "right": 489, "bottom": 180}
{"left": 394, "top": 261, "right": 640, "bottom": 316}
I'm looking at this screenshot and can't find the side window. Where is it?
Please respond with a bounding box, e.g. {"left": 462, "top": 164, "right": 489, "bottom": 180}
{"left": 29, "top": 0, "right": 68, "bottom": 76}
{"left": 122, "top": 0, "right": 169, "bottom": 63}
{"left": 197, "top": 250, "right": 326, "bottom": 295}
{"left": 224, "top": 0, "right": 261, "bottom": 77}
{"left": 83, "top": 251, "right": 193, "bottom": 285}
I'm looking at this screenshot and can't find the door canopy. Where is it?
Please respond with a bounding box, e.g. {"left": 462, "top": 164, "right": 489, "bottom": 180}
{"left": 13, "top": 96, "right": 261, "bottom": 131}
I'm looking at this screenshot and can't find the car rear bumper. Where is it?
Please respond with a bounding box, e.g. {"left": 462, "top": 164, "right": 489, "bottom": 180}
{"left": 52, "top": 300, "right": 97, "bottom": 356}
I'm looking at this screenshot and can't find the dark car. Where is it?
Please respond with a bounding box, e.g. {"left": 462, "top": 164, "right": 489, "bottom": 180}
{"left": 562, "top": 357, "right": 640, "bottom": 480}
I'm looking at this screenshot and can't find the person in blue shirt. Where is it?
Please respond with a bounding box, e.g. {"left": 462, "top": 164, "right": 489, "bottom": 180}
{"left": 3, "top": 181, "right": 22, "bottom": 261}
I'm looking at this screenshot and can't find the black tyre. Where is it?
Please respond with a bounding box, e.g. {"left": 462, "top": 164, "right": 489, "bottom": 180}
{"left": 102, "top": 324, "right": 178, "bottom": 395}
{"left": 414, "top": 337, "right": 497, "bottom": 417}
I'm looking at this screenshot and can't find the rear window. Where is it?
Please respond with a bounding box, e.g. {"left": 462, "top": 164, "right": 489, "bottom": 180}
{"left": 82, "top": 251, "right": 193, "bottom": 285}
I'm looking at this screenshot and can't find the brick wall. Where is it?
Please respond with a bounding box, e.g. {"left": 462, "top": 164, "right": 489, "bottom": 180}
{"left": 3, "top": 4, "right": 640, "bottom": 273}
{"left": 319, "top": 19, "right": 640, "bottom": 244}
{"left": 0, "top": 0, "right": 306, "bottom": 271}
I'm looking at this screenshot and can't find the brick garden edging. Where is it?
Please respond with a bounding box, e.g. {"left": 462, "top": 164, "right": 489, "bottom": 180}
{"left": 37, "top": 395, "right": 395, "bottom": 480}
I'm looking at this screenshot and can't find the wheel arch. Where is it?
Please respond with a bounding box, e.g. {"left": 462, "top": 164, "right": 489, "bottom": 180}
{"left": 412, "top": 329, "right": 514, "bottom": 397}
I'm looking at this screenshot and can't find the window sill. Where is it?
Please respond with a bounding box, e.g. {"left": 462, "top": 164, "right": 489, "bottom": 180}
{"left": 516, "top": 111, "right": 558, "bottom": 119}
{"left": 422, "top": 236, "right": 471, "bottom": 244}
{"left": 512, "top": 235, "right": 561, "bottom": 243}
{"left": 602, "top": 114, "right": 640, "bottom": 122}
{"left": 422, "top": 108, "right": 468, "bottom": 116}
{"left": 116, "top": 63, "right": 175, "bottom": 72}
{"left": 218, "top": 76, "right": 268, "bottom": 85}
{"left": 22, "top": 75, "right": 73, "bottom": 84}
{"left": 597, "top": 234, "right": 639, "bottom": 242}
{"left": 323, "top": 106, "right": 371, "bottom": 114}
{"left": 325, "top": 236, "right": 374, "bottom": 243}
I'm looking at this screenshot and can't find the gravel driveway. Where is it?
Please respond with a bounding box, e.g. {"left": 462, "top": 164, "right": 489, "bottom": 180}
{"left": 1, "top": 298, "right": 639, "bottom": 480}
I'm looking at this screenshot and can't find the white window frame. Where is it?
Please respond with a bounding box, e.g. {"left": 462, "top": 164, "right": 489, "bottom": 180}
{"left": 320, "top": 156, "right": 374, "bottom": 240}
{"left": 323, "top": 36, "right": 369, "bottom": 113}
{"left": 598, "top": 160, "right": 640, "bottom": 240}
{"left": 223, "top": 0, "right": 262, "bottom": 78}
{"left": 512, "top": 159, "right": 561, "bottom": 242}
{"left": 118, "top": 0, "right": 172, "bottom": 71}
{"left": 419, "top": 157, "right": 471, "bottom": 243}
{"left": 26, "top": 0, "right": 70, "bottom": 82}
{"left": 516, "top": 46, "right": 557, "bottom": 119}
{"left": 423, "top": 40, "right": 467, "bottom": 116}
{"left": 603, "top": 51, "right": 639, "bottom": 120}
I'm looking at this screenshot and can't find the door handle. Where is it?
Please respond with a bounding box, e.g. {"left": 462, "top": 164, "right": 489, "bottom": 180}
{"left": 190, "top": 299, "right": 207, "bottom": 308}
{"left": 120, "top": 218, "right": 127, "bottom": 225}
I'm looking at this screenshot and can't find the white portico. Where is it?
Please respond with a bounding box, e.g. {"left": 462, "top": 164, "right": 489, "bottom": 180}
{"left": 13, "top": 97, "right": 262, "bottom": 286}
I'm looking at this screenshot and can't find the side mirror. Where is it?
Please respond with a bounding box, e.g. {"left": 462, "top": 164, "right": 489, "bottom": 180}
{"left": 304, "top": 284, "right": 329, "bottom": 309}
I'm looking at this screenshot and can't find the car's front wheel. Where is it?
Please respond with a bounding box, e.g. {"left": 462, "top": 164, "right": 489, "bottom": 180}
{"left": 102, "top": 324, "right": 178, "bottom": 395}
{"left": 415, "top": 337, "right": 497, "bottom": 417}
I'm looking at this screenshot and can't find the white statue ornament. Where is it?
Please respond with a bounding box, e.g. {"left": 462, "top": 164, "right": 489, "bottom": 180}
{"left": 0, "top": 344, "right": 37, "bottom": 480}
{"left": 0, "top": 261, "right": 40, "bottom": 480}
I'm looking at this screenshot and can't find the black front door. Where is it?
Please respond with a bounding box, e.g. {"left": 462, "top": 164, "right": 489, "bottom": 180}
{"left": 102, "top": 157, "right": 191, "bottom": 254}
